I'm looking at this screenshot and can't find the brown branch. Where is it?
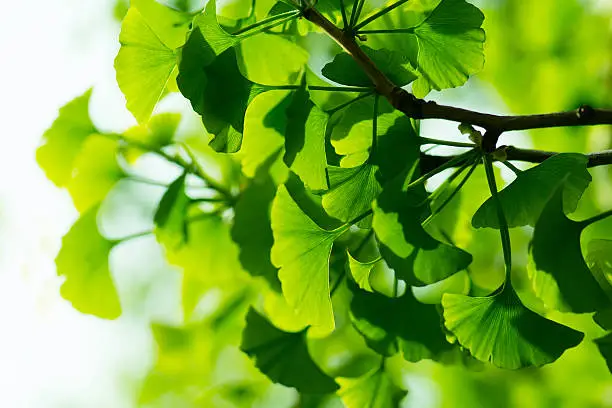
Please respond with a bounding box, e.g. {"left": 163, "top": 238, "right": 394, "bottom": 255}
{"left": 302, "top": 7, "right": 612, "bottom": 151}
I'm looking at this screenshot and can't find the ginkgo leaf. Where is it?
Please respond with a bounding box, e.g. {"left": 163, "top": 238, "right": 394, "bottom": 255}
{"left": 271, "top": 185, "right": 348, "bottom": 333}
{"left": 337, "top": 365, "right": 407, "bottom": 408}
{"left": 115, "top": 5, "right": 179, "bottom": 123}
{"left": 177, "top": 0, "right": 261, "bottom": 152}
{"left": 594, "top": 333, "right": 612, "bottom": 373}
{"left": 231, "top": 177, "right": 280, "bottom": 290}
{"left": 351, "top": 288, "right": 453, "bottom": 360}
{"left": 473, "top": 154, "right": 591, "bottom": 229}
{"left": 586, "top": 240, "right": 612, "bottom": 301}
{"left": 56, "top": 206, "right": 121, "bottom": 319}
{"left": 154, "top": 172, "right": 190, "bottom": 249}
{"left": 122, "top": 113, "right": 181, "bottom": 162}
{"left": 442, "top": 286, "right": 584, "bottom": 369}
{"left": 347, "top": 252, "right": 378, "bottom": 293}
{"left": 410, "top": 0, "right": 486, "bottom": 97}
{"left": 284, "top": 86, "right": 329, "bottom": 191}
{"left": 130, "top": 0, "right": 192, "bottom": 49}
{"left": 532, "top": 186, "right": 611, "bottom": 313}
{"left": 323, "top": 165, "right": 380, "bottom": 222}
{"left": 240, "top": 308, "right": 339, "bottom": 393}
{"left": 323, "top": 46, "right": 418, "bottom": 87}
{"left": 67, "top": 135, "right": 125, "bottom": 213}
{"left": 373, "top": 172, "right": 472, "bottom": 286}
{"left": 36, "top": 89, "right": 97, "bottom": 187}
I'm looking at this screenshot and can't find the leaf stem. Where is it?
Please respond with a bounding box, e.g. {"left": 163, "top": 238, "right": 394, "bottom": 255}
{"left": 371, "top": 94, "right": 380, "bottom": 154}
{"left": 125, "top": 175, "right": 168, "bottom": 188}
{"left": 339, "top": 0, "right": 349, "bottom": 29}
{"left": 326, "top": 92, "right": 374, "bottom": 115}
{"left": 349, "top": 209, "right": 373, "bottom": 226}
{"left": 405, "top": 149, "right": 477, "bottom": 190}
{"left": 483, "top": 155, "right": 512, "bottom": 273}
{"left": 582, "top": 209, "right": 612, "bottom": 227}
{"left": 308, "top": 85, "right": 373, "bottom": 92}
{"left": 181, "top": 145, "right": 235, "bottom": 201}
{"left": 357, "top": 28, "right": 415, "bottom": 34}
{"left": 418, "top": 137, "right": 476, "bottom": 148}
{"left": 353, "top": 0, "right": 412, "bottom": 31}
{"left": 501, "top": 160, "right": 523, "bottom": 175}
{"left": 234, "top": 11, "right": 300, "bottom": 38}
{"left": 113, "top": 230, "right": 153, "bottom": 245}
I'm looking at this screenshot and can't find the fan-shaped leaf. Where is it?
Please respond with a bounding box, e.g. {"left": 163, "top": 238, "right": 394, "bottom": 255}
{"left": 532, "top": 186, "right": 611, "bottom": 313}
{"left": 154, "top": 172, "right": 190, "bottom": 249}
{"left": 240, "top": 308, "right": 339, "bottom": 393}
{"left": 473, "top": 154, "right": 591, "bottom": 229}
{"left": 56, "top": 206, "right": 121, "bottom": 319}
{"left": 442, "top": 286, "right": 583, "bottom": 369}
{"left": 271, "top": 186, "right": 348, "bottom": 333}
{"left": 337, "top": 365, "right": 407, "bottom": 408}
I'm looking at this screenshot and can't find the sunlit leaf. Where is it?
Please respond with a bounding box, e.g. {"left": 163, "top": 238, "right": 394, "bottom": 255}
{"left": 122, "top": 113, "right": 181, "bottom": 162}
{"left": 442, "top": 286, "right": 584, "bottom": 369}
{"left": 271, "top": 185, "right": 348, "bottom": 333}
{"left": 115, "top": 4, "right": 180, "bottom": 123}
{"left": 240, "top": 308, "right": 339, "bottom": 393}
{"left": 347, "top": 252, "right": 378, "bottom": 293}
{"left": 36, "top": 89, "right": 97, "bottom": 187}
{"left": 154, "top": 172, "right": 190, "bottom": 249}
{"left": 473, "top": 154, "right": 591, "bottom": 229}
{"left": 532, "top": 186, "right": 611, "bottom": 313}
{"left": 284, "top": 86, "right": 329, "bottom": 191}
{"left": 337, "top": 365, "right": 407, "bottom": 408}
{"left": 231, "top": 177, "right": 280, "bottom": 289}
{"left": 56, "top": 206, "right": 121, "bottom": 319}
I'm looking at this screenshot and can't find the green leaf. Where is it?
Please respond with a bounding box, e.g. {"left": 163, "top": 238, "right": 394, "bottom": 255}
{"left": 472, "top": 154, "right": 591, "bottom": 229}
{"left": 351, "top": 288, "right": 453, "bottom": 360}
{"left": 347, "top": 252, "right": 378, "bottom": 293}
{"left": 586, "top": 240, "right": 612, "bottom": 301}
{"left": 122, "top": 113, "right": 181, "bottom": 162}
{"left": 595, "top": 333, "right": 612, "bottom": 373}
{"left": 322, "top": 46, "right": 417, "bottom": 87}
{"left": 240, "top": 308, "right": 339, "bottom": 393}
{"left": 284, "top": 87, "right": 330, "bottom": 191}
{"left": 130, "top": 0, "right": 192, "bottom": 49}
{"left": 532, "top": 186, "right": 611, "bottom": 313}
{"left": 115, "top": 5, "right": 179, "bottom": 123}
{"left": 56, "top": 206, "right": 121, "bottom": 319}
{"left": 337, "top": 365, "right": 407, "bottom": 408}
{"left": 442, "top": 286, "right": 584, "bottom": 369}
{"left": 373, "top": 171, "right": 473, "bottom": 286}
{"left": 36, "top": 89, "right": 97, "bottom": 187}
{"left": 271, "top": 185, "right": 348, "bottom": 333}
{"left": 410, "top": 0, "right": 486, "bottom": 97}
{"left": 177, "top": 1, "right": 262, "bottom": 152}
{"left": 323, "top": 106, "right": 421, "bottom": 222}
{"left": 231, "top": 177, "right": 280, "bottom": 290}
{"left": 154, "top": 172, "right": 190, "bottom": 249}
{"left": 67, "top": 135, "right": 125, "bottom": 213}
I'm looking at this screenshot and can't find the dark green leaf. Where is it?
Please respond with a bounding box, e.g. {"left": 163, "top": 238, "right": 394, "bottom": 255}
{"left": 154, "top": 172, "right": 190, "bottom": 249}
{"left": 240, "top": 308, "right": 339, "bottom": 393}
{"left": 594, "top": 333, "right": 612, "bottom": 374}
{"left": 532, "top": 186, "right": 611, "bottom": 313}
{"left": 322, "top": 46, "right": 417, "bottom": 87}
{"left": 473, "top": 154, "right": 591, "bottom": 229}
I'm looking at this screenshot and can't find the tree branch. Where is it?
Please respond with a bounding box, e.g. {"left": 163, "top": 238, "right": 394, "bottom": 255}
{"left": 302, "top": 7, "right": 612, "bottom": 150}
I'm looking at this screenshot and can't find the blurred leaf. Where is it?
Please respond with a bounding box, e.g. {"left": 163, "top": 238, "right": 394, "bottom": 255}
{"left": 271, "top": 185, "right": 348, "bottom": 334}
{"left": 442, "top": 286, "right": 583, "bottom": 369}
{"left": 154, "top": 172, "right": 190, "bottom": 249}
{"left": 337, "top": 364, "right": 407, "bottom": 408}
{"left": 532, "top": 186, "right": 612, "bottom": 313}
{"left": 56, "top": 206, "right": 121, "bottom": 319}
{"left": 122, "top": 113, "right": 181, "bottom": 162}
{"left": 322, "top": 46, "right": 417, "bottom": 87}
{"left": 36, "top": 89, "right": 97, "bottom": 187}
{"left": 240, "top": 308, "right": 339, "bottom": 393}
{"left": 472, "top": 154, "right": 591, "bottom": 229}
{"left": 231, "top": 177, "right": 280, "bottom": 289}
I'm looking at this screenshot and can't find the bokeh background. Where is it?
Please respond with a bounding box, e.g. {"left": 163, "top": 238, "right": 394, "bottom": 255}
{"left": 2, "top": 0, "right": 612, "bottom": 406}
